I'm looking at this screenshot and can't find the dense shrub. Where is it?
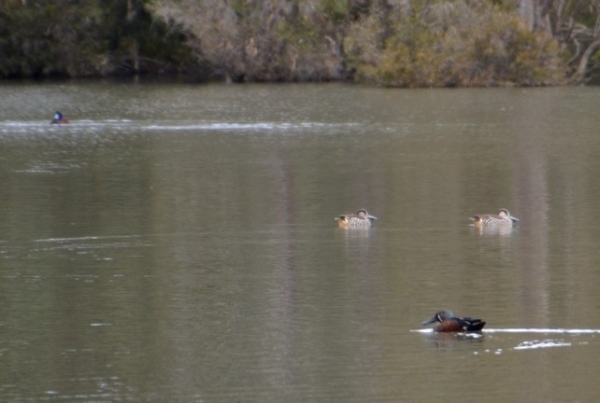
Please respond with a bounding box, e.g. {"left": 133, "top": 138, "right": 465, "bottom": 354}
{"left": 150, "top": 0, "right": 345, "bottom": 82}
{"left": 1, "top": 0, "right": 594, "bottom": 85}
{"left": 346, "top": 1, "right": 567, "bottom": 87}
{"left": 0, "top": 0, "right": 194, "bottom": 78}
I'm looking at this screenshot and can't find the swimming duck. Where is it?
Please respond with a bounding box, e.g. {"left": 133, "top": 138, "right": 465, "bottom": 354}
{"left": 335, "top": 209, "right": 377, "bottom": 228}
{"left": 51, "top": 111, "right": 69, "bottom": 124}
{"left": 470, "top": 208, "right": 518, "bottom": 228}
{"left": 421, "top": 309, "right": 486, "bottom": 332}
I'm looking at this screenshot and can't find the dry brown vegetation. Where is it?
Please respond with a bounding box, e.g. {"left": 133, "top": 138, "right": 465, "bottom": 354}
{"left": 149, "top": 0, "right": 578, "bottom": 86}
{"left": 149, "top": 0, "right": 347, "bottom": 82}
{"left": 344, "top": 1, "right": 566, "bottom": 86}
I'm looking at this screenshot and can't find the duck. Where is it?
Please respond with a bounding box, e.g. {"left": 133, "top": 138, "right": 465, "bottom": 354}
{"left": 51, "top": 111, "right": 69, "bottom": 124}
{"left": 335, "top": 209, "right": 377, "bottom": 228}
{"left": 421, "top": 309, "right": 486, "bottom": 332}
{"left": 470, "top": 208, "right": 518, "bottom": 228}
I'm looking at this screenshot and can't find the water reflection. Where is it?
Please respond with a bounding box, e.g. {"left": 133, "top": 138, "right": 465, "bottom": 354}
{"left": 470, "top": 224, "right": 517, "bottom": 237}
{"left": 338, "top": 227, "right": 373, "bottom": 239}
{"left": 420, "top": 332, "right": 485, "bottom": 351}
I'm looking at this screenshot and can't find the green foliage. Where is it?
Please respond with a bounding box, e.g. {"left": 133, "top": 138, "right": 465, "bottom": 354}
{"left": 320, "top": 0, "right": 350, "bottom": 22}
{"left": 0, "top": 0, "right": 195, "bottom": 78}
{"left": 349, "top": 1, "right": 566, "bottom": 87}
{"left": 100, "top": 0, "right": 195, "bottom": 75}
{"left": 275, "top": 19, "right": 321, "bottom": 52}
{"left": 229, "top": 0, "right": 255, "bottom": 19}
{"left": 0, "top": 1, "right": 105, "bottom": 77}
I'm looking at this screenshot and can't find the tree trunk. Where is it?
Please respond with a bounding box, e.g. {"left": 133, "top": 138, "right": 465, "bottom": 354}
{"left": 519, "top": 0, "right": 535, "bottom": 31}
{"left": 575, "top": 38, "right": 600, "bottom": 80}
{"left": 127, "top": 0, "right": 140, "bottom": 75}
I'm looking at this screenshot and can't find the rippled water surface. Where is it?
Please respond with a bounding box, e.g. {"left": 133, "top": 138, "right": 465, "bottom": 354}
{"left": 1, "top": 82, "right": 600, "bottom": 402}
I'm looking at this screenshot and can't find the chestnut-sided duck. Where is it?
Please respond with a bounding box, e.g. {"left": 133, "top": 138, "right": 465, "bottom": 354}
{"left": 421, "top": 309, "right": 486, "bottom": 332}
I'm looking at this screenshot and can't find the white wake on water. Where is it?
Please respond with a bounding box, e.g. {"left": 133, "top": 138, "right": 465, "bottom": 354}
{"left": 413, "top": 328, "right": 599, "bottom": 352}
{"left": 413, "top": 328, "right": 600, "bottom": 334}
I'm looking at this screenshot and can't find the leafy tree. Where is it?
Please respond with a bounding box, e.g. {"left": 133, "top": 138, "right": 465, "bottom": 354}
{"left": 347, "top": 0, "right": 566, "bottom": 86}
{"left": 0, "top": 0, "right": 194, "bottom": 78}
{"left": 0, "top": 0, "right": 105, "bottom": 77}
{"left": 149, "top": 0, "right": 346, "bottom": 82}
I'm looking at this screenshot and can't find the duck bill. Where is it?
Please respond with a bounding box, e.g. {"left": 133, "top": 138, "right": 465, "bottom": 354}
{"left": 421, "top": 315, "right": 438, "bottom": 326}
{"left": 367, "top": 215, "right": 377, "bottom": 221}
{"left": 509, "top": 215, "right": 519, "bottom": 222}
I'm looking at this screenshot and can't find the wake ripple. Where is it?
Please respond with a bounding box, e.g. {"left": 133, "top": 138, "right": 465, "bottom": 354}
{"left": 413, "top": 328, "right": 600, "bottom": 334}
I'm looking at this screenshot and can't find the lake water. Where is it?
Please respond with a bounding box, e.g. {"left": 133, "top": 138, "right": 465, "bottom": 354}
{"left": 1, "top": 81, "right": 600, "bottom": 402}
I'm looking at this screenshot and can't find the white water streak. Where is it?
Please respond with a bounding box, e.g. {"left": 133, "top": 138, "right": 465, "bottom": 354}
{"left": 413, "top": 328, "right": 600, "bottom": 334}
{"left": 514, "top": 341, "right": 572, "bottom": 350}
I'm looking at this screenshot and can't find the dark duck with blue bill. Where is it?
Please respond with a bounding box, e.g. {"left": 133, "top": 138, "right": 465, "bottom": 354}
{"left": 51, "top": 111, "right": 69, "bottom": 124}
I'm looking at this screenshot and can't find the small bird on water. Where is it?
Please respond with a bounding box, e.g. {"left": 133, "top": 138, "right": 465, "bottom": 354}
{"left": 335, "top": 209, "right": 377, "bottom": 228}
{"left": 470, "top": 208, "right": 518, "bottom": 228}
{"left": 51, "top": 111, "right": 69, "bottom": 124}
